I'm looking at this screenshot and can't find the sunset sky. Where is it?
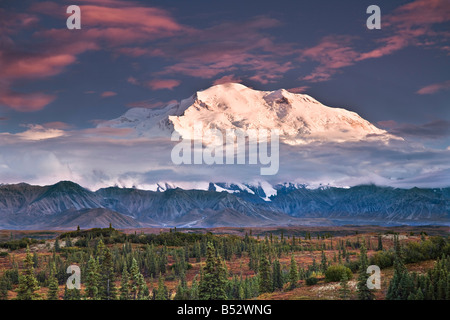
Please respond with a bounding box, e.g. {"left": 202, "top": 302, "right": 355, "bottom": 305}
{"left": 0, "top": 0, "right": 449, "bottom": 189}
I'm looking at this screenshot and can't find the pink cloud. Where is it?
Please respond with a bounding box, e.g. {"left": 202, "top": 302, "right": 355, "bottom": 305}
{"left": 127, "top": 76, "right": 139, "bottom": 85}
{"left": 126, "top": 99, "right": 178, "bottom": 109}
{"left": 0, "top": 9, "right": 39, "bottom": 36}
{"left": 1, "top": 54, "right": 76, "bottom": 80}
{"left": 299, "top": 0, "right": 450, "bottom": 82}
{"left": 128, "top": 76, "right": 180, "bottom": 91}
{"left": 386, "top": 0, "right": 450, "bottom": 27}
{"left": 101, "top": 91, "right": 118, "bottom": 98}
{"left": 0, "top": 89, "right": 56, "bottom": 112}
{"left": 358, "top": 0, "right": 450, "bottom": 61}
{"left": 377, "top": 120, "right": 398, "bottom": 129}
{"left": 287, "top": 86, "right": 310, "bottom": 93}
{"left": 416, "top": 80, "right": 450, "bottom": 95}
{"left": 0, "top": 1, "right": 188, "bottom": 111}
{"left": 33, "top": 2, "right": 189, "bottom": 48}
{"left": 153, "top": 17, "right": 297, "bottom": 83}
{"left": 42, "top": 122, "right": 73, "bottom": 130}
{"left": 81, "top": 5, "right": 183, "bottom": 32}
{"left": 300, "top": 36, "right": 359, "bottom": 82}
{"left": 213, "top": 75, "right": 242, "bottom": 85}
{"left": 146, "top": 79, "right": 181, "bottom": 90}
{"left": 116, "top": 47, "right": 164, "bottom": 57}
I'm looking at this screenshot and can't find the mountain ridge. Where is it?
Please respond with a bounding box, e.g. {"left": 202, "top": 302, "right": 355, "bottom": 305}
{"left": 0, "top": 180, "right": 448, "bottom": 229}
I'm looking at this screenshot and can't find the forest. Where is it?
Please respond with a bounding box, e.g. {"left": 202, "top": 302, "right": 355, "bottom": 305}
{"left": 0, "top": 226, "right": 449, "bottom": 300}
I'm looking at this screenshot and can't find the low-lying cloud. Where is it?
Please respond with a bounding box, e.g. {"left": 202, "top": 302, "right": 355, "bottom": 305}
{"left": 0, "top": 124, "right": 449, "bottom": 190}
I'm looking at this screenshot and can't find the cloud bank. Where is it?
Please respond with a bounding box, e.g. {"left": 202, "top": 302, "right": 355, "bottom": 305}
{"left": 0, "top": 124, "right": 449, "bottom": 190}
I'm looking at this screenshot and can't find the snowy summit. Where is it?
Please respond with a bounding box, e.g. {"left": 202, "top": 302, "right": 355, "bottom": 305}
{"left": 99, "top": 83, "right": 400, "bottom": 144}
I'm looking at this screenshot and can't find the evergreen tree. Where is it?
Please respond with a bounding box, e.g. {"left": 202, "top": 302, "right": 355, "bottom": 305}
{"left": 190, "top": 275, "right": 199, "bottom": 300}
{"left": 288, "top": 255, "right": 298, "bottom": 290}
{"left": 416, "top": 288, "right": 424, "bottom": 300}
{"left": 174, "top": 273, "right": 189, "bottom": 300}
{"left": 63, "top": 285, "right": 81, "bottom": 300}
{"left": 98, "top": 244, "right": 117, "bottom": 300}
{"left": 0, "top": 276, "right": 9, "bottom": 300}
{"left": 54, "top": 238, "right": 60, "bottom": 252}
{"left": 321, "top": 251, "right": 328, "bottom": 272}
{"left": 137, "top": 273, "right": 149, "bottom": 300}
{"left": 127, "top": 257, "right": 148, "bottom": 300}
{"left": 386, "top": 235, "right": 415, "bottom": 300}
{"left": 258, "top": 251, "right": 272, "bottom": 293}
{"left": 199, "top": 242, "right": 228, "bottom": 300}
{"left": 84, "top": 256, "right": 100, "bottom": 300}
{"left": 119, "top": 266, "right": 130, "bottom": 300}
{"left": 155, "top": 273, "right": 167, "bottom": 300}
{"left": 16, "top": 246, "right": 41, "bottom": 300}
{"left": 130, "top": 258, "right": 141, "bottom": 300}
{"left": 377, "top": 235, "right": 383, "bottom": 251}
{"left": 339, "top": 272, "right": 351, "bottom": 300}
{"left": 46, "top": 262, "right": 59, "bottom": 300}
{"left": 272, "top": 259, "right": 283, "bottom": 291}
{"left": 356, "top": 241, "right": 374, "bottom": 300}
{"left": 32, "top": 252, "right": 39, "bottom": 268}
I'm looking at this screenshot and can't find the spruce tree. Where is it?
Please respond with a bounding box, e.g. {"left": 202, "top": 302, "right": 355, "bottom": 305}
{"left": 155, "top": 273, "right": 167, "bottom": 300}
{"left": 321, "top": 250, "right": 328, "bottom": 272}
{"left": 0, "top": 276, "right": 9, "bottom": 300}
{"left": 258, "top": 251, "right": 272, "bottom": 294}
{"left": 174, "top": 273, "right": 189, "bottom": 300}
{"left": 16, "top": 246, "right": 41, "bottom": 300}
{"left": 416, "top": 288, "right": 424, "bottom": 300}
{"left": 46, "top": 262, "right": 59, "bottom": 300}
{"left": 130, "top": 258, "right": 141, "bottom": 300}
{"left": 339, "top": 272, "right": 351, "bottom": 300}
{"left": 356, "top": 241, "right": 374, "bottom": 300}
{"left": 199, "top": 242, "right": 228, "bottom": 300}
{"left": 190, "top": 274, "right": 199, "bottom": 300}
{"left": 377, "top": 235, "right": 383, "bottom": 251}
{"left": 63, "top": 285, "right": 81, "bottom": 300}
{"left": 288, "top": 255, "right": 298, "bottom": 290}
{"left": 54, "top": 238, "right": 60, "bottom": 252}
{"left": 386, "top": 235, "right": 416, "bottom": 300}
{"left": 119, "top": 266, "right": 130, "bottom": 300}
{"left": 98, "top": 245, "right": 117, "bottom": 300}
{"left": 84, "top": 256, "right": 100, "bottom": 300}
{"left": 272, "top": 259, "right": 283, "bottom": 291}
{"left": 137, "top": 273, "right": 149, "bottom": 300}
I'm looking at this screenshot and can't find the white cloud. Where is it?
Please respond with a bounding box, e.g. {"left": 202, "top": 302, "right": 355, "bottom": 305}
{"left": 4, "top": 124, "right": 66, "bottom": 141}
{"left": 0, "top": 125, "right": 449, "bottom": 189}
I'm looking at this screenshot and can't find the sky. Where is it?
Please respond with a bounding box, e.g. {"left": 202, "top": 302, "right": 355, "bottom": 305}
{"left": 0, "top": 0, "right": 449, "bottom": 189}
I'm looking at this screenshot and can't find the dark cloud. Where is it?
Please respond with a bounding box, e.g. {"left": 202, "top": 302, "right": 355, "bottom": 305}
{"left": 390, "top": 120, "right": 450, "bottom": 139}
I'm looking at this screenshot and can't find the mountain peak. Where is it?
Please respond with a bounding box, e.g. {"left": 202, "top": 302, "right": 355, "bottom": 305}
{"left": 101, "top": 83, "right": 401, "bottom": 144}
{"left": 50, "top": 180, "right": 86, "bottom": 191}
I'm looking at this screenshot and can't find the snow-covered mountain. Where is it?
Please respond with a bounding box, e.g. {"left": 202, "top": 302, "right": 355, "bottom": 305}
{"left": 99, "top": 83, "right": 400, "bottom": 144}
{"left": 0, "top": 181, "right": 448, "bottom": 229}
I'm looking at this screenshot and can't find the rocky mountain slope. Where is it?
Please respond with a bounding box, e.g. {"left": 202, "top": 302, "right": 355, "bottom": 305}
{"left": 0, "top": 181, "right": 448, "bottom": 229}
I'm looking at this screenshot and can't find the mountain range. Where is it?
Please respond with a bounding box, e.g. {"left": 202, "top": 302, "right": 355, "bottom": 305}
{"left": 1, "top": 84, "right": 448, "bottom": 229}
{"left": 0, "top": 181, "right": 448, "bottom": 229}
